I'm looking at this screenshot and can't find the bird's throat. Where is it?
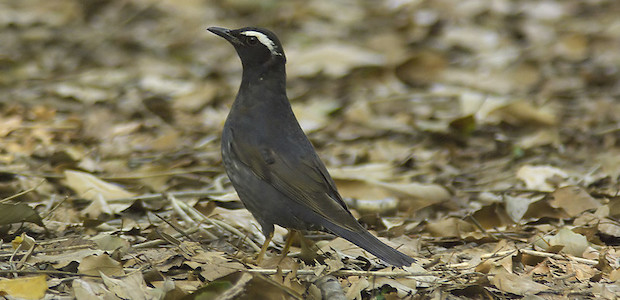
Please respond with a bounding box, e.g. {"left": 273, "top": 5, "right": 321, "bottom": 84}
{"left": 240, "top": 63, "right": 287, "bottom": 96}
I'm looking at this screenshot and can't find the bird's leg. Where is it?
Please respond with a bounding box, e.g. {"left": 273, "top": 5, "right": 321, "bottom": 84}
{"left": 255, "top": 231, "right": 274, "bottom": 265}
{"left": 299, "top": 233, "right": 319, "bottom": 263}
{"left": 278, "top": 230, "right": 296, "bottom": 263}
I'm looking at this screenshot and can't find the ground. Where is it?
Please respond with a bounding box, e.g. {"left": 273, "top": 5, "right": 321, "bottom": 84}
{"left": 0, "top": 0, "right": 619, "bottom": 299}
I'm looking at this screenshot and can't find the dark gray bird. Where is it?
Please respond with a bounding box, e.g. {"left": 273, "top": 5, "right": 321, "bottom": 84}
{"left": 208, "top": 26, "right": 414, "bottom": 267}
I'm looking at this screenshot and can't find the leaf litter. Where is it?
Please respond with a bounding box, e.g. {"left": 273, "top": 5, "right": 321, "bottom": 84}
{"left": 1, "top": 0, "right": 620, "bottom": 299}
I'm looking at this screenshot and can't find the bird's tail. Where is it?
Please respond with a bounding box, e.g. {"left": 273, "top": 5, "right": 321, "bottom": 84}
{"left": 323, "top": 222, "right": 414, "bottom": 267}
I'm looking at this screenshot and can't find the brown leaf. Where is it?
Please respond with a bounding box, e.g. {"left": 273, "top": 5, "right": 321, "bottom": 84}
{"left": 550, "top": 186, "right": 601, "bottom": 217}
{"left": 92, "top": 234, "right": 131, "bottom": 253}
{"left": 425, "top": 218, "right": 476, "bottom": 238}
{"left": 101, "top": 271, "right": 166, "bottom": 300}
{"left": 330, "top": 164, "right": 450, "bottom": 211}
{"left": 344, "top": 276, "right": 369, "bottom": 300}
{"left": 395, "top": 50, "right": 447, "bottom": 86}
{"left": 490, "top": 267, "right": 548, "bottom": 295}
{"left": 287, "top": 43, "right": 385, "bottom": 78}
{"left": 487, "top": 100, "right": 558, "bottom": 126}
{"left": 64, "top": 170, "right": 135, "bottom": 201}
{"left": 78, "top": 254, "right": 125, "bottom": 277}
{"left": 194, "top": 253, "right": 245, "bottom": 282}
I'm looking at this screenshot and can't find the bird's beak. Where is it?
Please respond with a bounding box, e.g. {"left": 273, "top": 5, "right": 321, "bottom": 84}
{"left": 207, "top": 27, "right": 242, "bottom": 45}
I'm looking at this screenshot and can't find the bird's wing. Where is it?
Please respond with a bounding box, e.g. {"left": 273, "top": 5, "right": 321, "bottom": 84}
{"left": 229, "top": 135, "right": 361, "bottom": 232}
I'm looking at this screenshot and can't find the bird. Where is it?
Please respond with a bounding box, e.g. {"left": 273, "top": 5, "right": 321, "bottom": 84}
{"left": 208, "top": 26, "right": 414, "bottom": 267}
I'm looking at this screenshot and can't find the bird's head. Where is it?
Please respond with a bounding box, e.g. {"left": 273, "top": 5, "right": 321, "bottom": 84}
{"left": 208, "top": 27, "right": 286, "bottom": 68}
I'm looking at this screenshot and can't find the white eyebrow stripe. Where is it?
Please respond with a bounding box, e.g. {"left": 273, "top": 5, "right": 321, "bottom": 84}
{"left": 240, "top": 31, "right": 281, "bottom": 56}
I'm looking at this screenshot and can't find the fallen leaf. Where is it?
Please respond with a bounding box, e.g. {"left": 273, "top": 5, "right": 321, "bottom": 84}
{"left": 426, "top": 217, "right": 476, "bottom": 238}
{"left": 91, "top": 234, "right": 131, "bottom": 253}
{"left": 53, "top": 83, "right": 112, "bottom": 104}
{"left": 369, "top": 180, "right": 451, "bottom": 208}
{"left": 374, "top": 276, "right": 416, "bottom": 297}
{"left": 347, "top": 197, "right": 399, "bottom": 215}
{"left": 344, "top": 276, "right": 369, "bottom": 300}
{"left": 292, "top": 98, "right": 340, "bottom": 133}
{"left": 192, "top": 252, "right": 245, "bottom": 282}
{"left": 535, "top": 227, "right": 589, "bottom": 257}
{"left": 287, "top": 43, "right": 385, "bottom": 77}
{"left": 330, "top": 164, "right": 450, "bottom": 211}
{"left": 485, "top": 100, "right": 557, "bottom": 126}
{"left": 31, "top": 249, "right": 104, "bottom": 269}
{"left": 0, "top": 275, "right": 47, "bottom": 300}
{"left": 504, "top": 195, "right": 533, "bottom": 223}
{"left": 64, "top": 170, "right": 135, "bottom": 200}
{"left": 550, "top": 186, "right": 601, "bottom": 217}
{"left": 491, "top": 267, "right": 548, "bottom": 295}
{"left": 395, "top": 50, "right": 447, "bottom": 86}
{"left": 101, "top": 271, "right": 166, "bottom": 300}
{"left": 516, "top": 129, "right": 561, "bottom": 149}
{"left": 0, "top": 203, "right": 44, "bottom": 227}
{"left": 12, "top": 233, "right": 36, "bottom": 251}
{"left": 73, "top": 279, "right": 107, "bottom": 299}
{"left": 0, "top": 115, "right": 23, "bottom": 137}
{"left": 516, "top": 165, "right": 568, "bottom": 192}
{"left": 78, "top": 253, "right": 125, "bottom": 277}
{"left": 555, "top": 34, "right": 588, "bottom": 61}
{"left": 503, "top": 100, "right": 556, "bottom": 126}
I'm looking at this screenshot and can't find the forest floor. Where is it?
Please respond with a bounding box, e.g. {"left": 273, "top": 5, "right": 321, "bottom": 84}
{"left": 1, "top": 0, "right": 619, "bottom": 299}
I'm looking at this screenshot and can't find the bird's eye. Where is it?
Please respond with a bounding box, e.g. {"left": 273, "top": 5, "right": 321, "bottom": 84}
{"left": 247, "top": 36, "right": 259, "bottom": 45}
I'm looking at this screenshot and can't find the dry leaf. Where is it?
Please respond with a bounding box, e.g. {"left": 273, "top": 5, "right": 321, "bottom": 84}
{"left": 193, "top": 253, "right": 245, "bottom": 282}
{"left": 329, "top": 164, "right": 450, "bottom": 211}
{"left": 395, "top": 50, "right": 447, "bottom": 86}
{"left": 73, "top": 279, "right": 108, "bottom": 299}
{"left": 516, "top": 165, "right": 568, "bottom": 192}
{"left": 473, "top": 203, "right": 515, "bottom": 229}
{"left": 344, "top": 276, "right": 369, "bottom": 300}
{"left": 347, "top": 197, "right": 399, "bottom": 215}
{"left": 535, "top": 228, "right": 589, "bottom": 257}
{"left": 503, "top": 195, "right": 533, "bottom": 223}
{"left": 31, "top": 249, "right": 104, "bottom": 269}
{"left": 402, "top": 264, "right": 437, "bottom": 288}
{"left": 369, "top": 180, "right": 450, "bottom": 208}
{"left": 91, "top": 234, "right": 131, "bottom": 253}
{"left": 516, "top": 129, "right": 561, "bottom": 149}
{"left": 374, "top": 277, "right": 416, "bottom": 297}
{"left": 491, "top": 267, "right": 548, "bottom": 295}
{"left": 53, "top": 83, "right": 112, "bottom": 104}
{"left": 12, "top": 233, "right": 36, "bottom": 251}
{"left": 0, "top": 115, "right": 23, "bottom": 137}
{"left": 488, "top": 100, "right": 557, "bottom": 126}
{"left": 550, "top": 186, "right": 601, "bottom": 217}
{"left": 64, "top": 170, "right": 135, "bottom": 200}
{"left": 134, "top": 164, "right": 172, "bottom": 192}
{"left": 78, "top": 254, "right": 125, "bottom": 277}
{"left": 599, "top": 221, "right": 620, "bottom": 239}
{"left": 101, "top": 271, "right": 166, "bottom": 300}
{"left": 292, "top": 98, "right": 340, "bottom": 133}
{"left": 0, "top": 203, "right": 44, "bottom": 227}
{"left": 288, "top": 43, "right": 385, "bottom": 77}
{"left": 426, "top": 218, "right": 476, "bottom": 238}
{"left": 555, "top": 34, "right": 588, "bottom": 61}
{"left": 0, "top": 275, "right": 47, "bottom": 300}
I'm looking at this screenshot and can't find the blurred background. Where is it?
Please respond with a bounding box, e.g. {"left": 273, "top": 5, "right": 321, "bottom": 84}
{"left": 2, "top": 0, "right": 619, "bottom": 207}
{"left": 2, "top": 0, "right": 620, "bottom": 298}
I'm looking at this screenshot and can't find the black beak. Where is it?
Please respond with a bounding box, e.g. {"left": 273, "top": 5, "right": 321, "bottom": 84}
{"left": 207, "top": 27, "right": 241, "bottom": 45}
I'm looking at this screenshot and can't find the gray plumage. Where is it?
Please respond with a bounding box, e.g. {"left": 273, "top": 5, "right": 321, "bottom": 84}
{"left": 209, "top": 26, "right": 414, "bottom": 267}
